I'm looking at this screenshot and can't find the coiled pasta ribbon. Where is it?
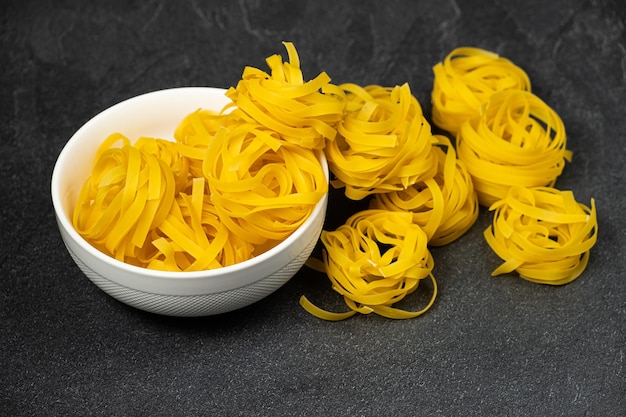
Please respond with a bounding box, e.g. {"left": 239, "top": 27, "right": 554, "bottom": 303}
{"left": 73, "top": 43, "right": 334, "bottom": 271}
{"left": 325, "top": 83, "right": 438, "bottom": 200}
{"left": 72, "top": 134, "right": 175, "bottom": 264}
{"left": 203, "top": 122, "right": 328, "bottom": 250}
{"left": 371, "top": 135, "right": 479, "bottom": 246}
{"left": 431, "top": 46, "right": 531, "bottom": 134}
{"left": 175, "top": 109, "right": 232, "bottom": 179}
{"left": 146, "top": 176, "right": 250, "bottom": 271}
{"left": 225, "top": 41, "right": 345, "bottom": 150}
{"left": 457, "top": 89, "right": 572, "bottom": 207}
{"left": 74, "top": 123, "right": 327, "bottom": 270}
{"left": 72, "top": 134, "right": 240, "bottom": 270}
{"left": 484, "top": 186, "right": 597, "bottom": 285}
{"left": 300, "top": 209, "right": 437, "bottom": 320}
{"left": 133, "top": 138, "right": 247, "bottom": 270}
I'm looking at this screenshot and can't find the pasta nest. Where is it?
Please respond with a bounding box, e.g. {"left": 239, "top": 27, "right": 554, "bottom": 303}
{"left": 202, "top": 122, "right": 328, "bottom": 250}
{"left": 484, "top": 186, "right": 598, "bottom": 285}
{"left": 224, "top": 41, "right": 345, "bottom": 150}
{"left": 73, "top": 135, "right": 244, "bottom": 271}
{"left": 325, "top": 83, "right": 438, "bottom": 200}
{"left": 370, "top": 135, "right": 479, "bottom": 246}
{"left": 300, "top": 209, "right": 437, "bottom": 320}
{"left": 456, "top": 89, "right": 572, "bottom": 207}
{"left": 431, "top": 46, "right": 531, "bottom": 135}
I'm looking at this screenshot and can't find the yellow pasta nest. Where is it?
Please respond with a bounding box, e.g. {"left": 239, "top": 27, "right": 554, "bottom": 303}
{"left": 370, "top": 135, "right": 479, "bottom": 246}
{"left": 299, "top": 209, "right": 437, "bottom": 320}
{"left": 175, "top": 109, "right": 231, "bottom": 179}
{"left": 176, "top": 106, "right": 329, "bottom": 250}
{"left": 73, "top": 118, "right": 327, "bottom": 271}
{"left": 456, "top": 89, "right": 572, "bottom": 207}
{"left": 431, "top": 46, "right": 531, "bottom": 134}
{"left": 147, "top": 176, "right": 250, "bottom": 271}
{"left": 325, "top": 83, "right": 438, "bottom": 200}
{"left": 73, "top": 42, "right": 340, "bottom": 272}
{"left": 224, "top": 41, "right": 345, "bottom": 150}
{"left": 484, "top": 186, "right": 597, "bottom": 285}
{"left": 203, "top": 122, "right": 328, "bottom": 250}
{"left": 72, "top": 134, "right": 241, "bottom": 271}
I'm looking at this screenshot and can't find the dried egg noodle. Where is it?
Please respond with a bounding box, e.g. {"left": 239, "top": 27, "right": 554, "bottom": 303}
{"left": 371, "top": 135, "right": 479, "bottom": 246}
{"left": 484, "top": 186, "right": 597, "bottom": 285}
{"left": 225, "top": 41, "right": 345, "bottom": 150}
{"left": 175, "top": 109, "right": 233, "bottom": 179}
{"left": 325, "top": 83, "right": 438, "bottom": 200}
{"left": 73, "top": 134, "right": 256, "bottom": 271}
{"left": 72, "top": 134, "right": 170, "bottom": 263}
{"left": 146, "top": 176, "right": 246, "bottom": 271}
{"left": 457, "top": 89, "right": 572, "bottom": 207}
{"left": 202, "top": 123, "right": 328, "bottom": 249}
{"left": 73, "top": 124, "right": 327, "bottom": 270}
{"left": 300, "top": 210, "right": 437, "bottom": 320}
{"left": 431, "top": 47, "right": 531, "bottom": 134}
{"left": 72, "top": 43, "right": 337, "bottom": 271}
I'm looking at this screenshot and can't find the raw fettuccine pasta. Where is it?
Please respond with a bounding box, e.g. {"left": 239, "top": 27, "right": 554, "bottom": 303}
{"left": 225, "top": 41, "right": 345, "bottom": 150}
{"left": 300, "top": 209, "right": 437, "bottom": 320}
{"left": 484, "top": 186, "right": 597, "bottom": 285}
{"left": 431, "top": 46, "right": 531, "bottom": 134}
{"left": 72, "top": 134, "right": 242, "bottom": 271}
{"left": 73, "top": 43, "right": 336, "bottom": 271}
{"left": 145, "top": 176, "right": 250, "bottom": 271}
{"left": 370, "top": 135, "right": 479, "bottom": 246}
{"left": 203, "top": 123, "right": 328, "bottom": 250}
{"left": 72, "top": 134, "right": 175, "bottom": 265}
{"left": 325, "top": 83, "right": 438, "bottom": 200}
{"left": 456, "top": 89, "right": 572, "bottom": 207}
{"left": 174, "top": 109, "right": 233, "bottom": 179}
{"left": 73, "top": 123, "right": 327, "bottom": 271}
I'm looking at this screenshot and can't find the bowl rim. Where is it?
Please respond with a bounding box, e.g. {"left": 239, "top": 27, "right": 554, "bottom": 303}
{"left": 51, "top": 86, "right": 329, "bottom": 281}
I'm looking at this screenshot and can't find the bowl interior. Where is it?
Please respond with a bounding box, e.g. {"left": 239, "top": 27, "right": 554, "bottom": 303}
{"left": 51, "top": 87, "right": 329, "bottom": 293}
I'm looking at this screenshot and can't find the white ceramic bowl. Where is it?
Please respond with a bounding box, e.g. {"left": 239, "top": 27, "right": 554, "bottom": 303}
{"left": 51, "top": 87, "right": 328, "bottom": 317}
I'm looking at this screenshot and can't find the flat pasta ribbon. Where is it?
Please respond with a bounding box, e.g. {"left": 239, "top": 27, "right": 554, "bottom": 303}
{"left": 370, "top": 135, "right": 479, "bottom": 246}
{"left": 456, "top": 89, "right": 572, "bottom": 207}
{"left": 174, "top": 108, "right": 234, "bottom": 179}
{"left": 203, "top": 123, "right": 328, "bottom": 251}
{"left": 73, "top": 135, "right": 256, "bottom": 271}
{"left": 73, "top": 43, "right": 331, "bottom": 272}
{"left": 73, "top": 134, "right": 177, "bottom": 265}
{"left": 431, "top": 46, "right": 531, "bottom": 135}
{"left": 484, "top": 186, "right": 598, "bottom": 285}
{"left": 325, "top": 83, "right": 438, "bottom": 200}
{"left": 225, "top": 41, "right": 345, "bottom": 149}
{"left": 145, "top": 176, "right": 248, "bottom": 271}
{"left": 300, "top": 209, "right": 437, "bottom": 320}
{"left": 135, "top": 136, "right": 190, "bottom": 195}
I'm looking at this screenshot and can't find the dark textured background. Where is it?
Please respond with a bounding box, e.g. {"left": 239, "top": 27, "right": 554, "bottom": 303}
{"left": 2, "top": 0, "right": 625, "bottom": 416}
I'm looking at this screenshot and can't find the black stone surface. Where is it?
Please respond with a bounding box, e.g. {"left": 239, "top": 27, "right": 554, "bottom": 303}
{"left": 2, "top": 1, "right": 625, "bottom": 416}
